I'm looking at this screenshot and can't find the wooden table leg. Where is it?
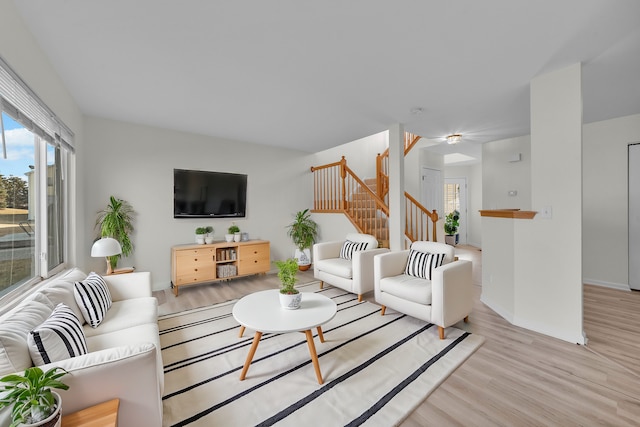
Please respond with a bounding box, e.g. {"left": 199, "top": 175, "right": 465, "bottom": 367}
{"left": 238, "top": 325, "right": 245, "bottom": 338}
{"left": 304, "top": 329, "right": 323, "bottom": 384}
{"left": 316, "top": 326, "right": 325, "bottom": 343}
{"left": 239, "top": 331, "right": 262, "bottom": 380}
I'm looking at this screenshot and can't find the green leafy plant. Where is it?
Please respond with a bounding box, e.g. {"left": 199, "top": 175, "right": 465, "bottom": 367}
{"left": 228, "top": 224, "right": 240, "bottom": 234}
{"left": 205, "top": 226, "right": 214, "bottom": 235}
{"left": 95, "top": 196, "right": 134, "bottom": 270}
{"left": 195, "top": 227, "right": 207, "bottom": 235}
{"left": 286, "top": 209, "right": 318, "bottom": 251}
{"left": 444, "top": 210, "right": 460, "bottom": 235}
{"left": 275, "top": 258, "right": 299, "bottom": 294}
{"left": 0, "top": 366, "right": 69, "bottom": 427}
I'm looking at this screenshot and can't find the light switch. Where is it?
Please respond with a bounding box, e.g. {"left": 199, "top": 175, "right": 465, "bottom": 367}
{"left": 508, "top": 190, "right": 517, "bottom": 197}
{"left": 541, "top": 206, "right": 552, "bottom": 219}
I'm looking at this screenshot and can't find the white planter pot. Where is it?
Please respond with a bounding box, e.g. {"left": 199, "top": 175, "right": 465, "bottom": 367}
{"left": 294, "top": 248, "right": 311, "bottom": 270}
{"left": 205, "top": 236, "right": 214, "bottom": 244}
{"left": 195, "top": 235, "right": 205, "bottom": 244}
{"left": 28, "top": 391, "right": 62, "bottom": 427}
{"left": 225, "top": 234, "right": 234, "bottom": 242}
{"left": 234, "top": 233, "right": 241, "bottom": 242}
{"left": 444, "top": 234, "right": 458, "bottom": 246}
{"left": 279, "top": 292, "right": 302, "bottom": 310}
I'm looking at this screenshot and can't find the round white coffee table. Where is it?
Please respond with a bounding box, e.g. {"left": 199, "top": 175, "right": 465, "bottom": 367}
{"left": 232, "top": 289, "right": 337, "bottom": 384}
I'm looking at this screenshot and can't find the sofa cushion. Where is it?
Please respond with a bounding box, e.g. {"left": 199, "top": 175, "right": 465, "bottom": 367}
{"left": 404, "top": 249, "right": 445, "bottom": 280}
{"left": 0, "top": 299, "right": 53, "bottom": 376}
{"left": 82, "top": 297, "right": 158, "bottom": 337}
{"left": 380, "top": 274, "right": 433, "bottom": 305}
{"left": 315, "top": 258, "right": 353, "bottom": 279}
{"left": 38, "top": 268, "right": 87, "bottom": 322}
{"left": 339, "top": 240, "right": 368, "bottom": 260}
{"left": 74, "top": 272, "right": 112, "bottom": 328}
{"left": 28, "top": 303, "right": 88, "bottom": 365}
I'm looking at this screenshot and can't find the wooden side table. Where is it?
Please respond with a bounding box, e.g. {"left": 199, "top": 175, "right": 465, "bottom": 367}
{"left": 62, "top": 398, "right": 119, "bottom": 427}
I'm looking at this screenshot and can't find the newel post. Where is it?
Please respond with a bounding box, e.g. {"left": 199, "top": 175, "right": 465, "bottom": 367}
{"left": 431, "top": 209, "right": 439, "bottom": 242}
{"left": 339, "top": 156, "right": 347, "bottom": 210}
{"left": 376, "top": 153, "right": 383, "bottom": 198}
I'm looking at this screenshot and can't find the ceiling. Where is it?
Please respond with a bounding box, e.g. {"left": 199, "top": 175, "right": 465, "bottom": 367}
{"left": 10, "top": 0, "right": 640, "bottom": 160}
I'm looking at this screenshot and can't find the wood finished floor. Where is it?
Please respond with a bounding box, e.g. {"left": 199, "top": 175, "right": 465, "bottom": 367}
{"left": 154, "top": 246, "right": 640, "bottom": 426}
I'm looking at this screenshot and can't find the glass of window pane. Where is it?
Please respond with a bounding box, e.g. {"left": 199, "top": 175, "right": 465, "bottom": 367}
{"left": 0, "top": 112, "right": 35, "bottom": 296}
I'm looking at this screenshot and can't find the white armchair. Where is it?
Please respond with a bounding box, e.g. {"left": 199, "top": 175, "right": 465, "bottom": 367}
{"left": 374, "top": 241, "right": 473, "bottom": 339}
{"left": 313, "top": 233, "right": 389, "bottom": 301}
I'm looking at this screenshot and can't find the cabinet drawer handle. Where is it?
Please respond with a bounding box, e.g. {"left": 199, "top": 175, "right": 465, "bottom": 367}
{"left": 254, "top": 260, "right": 257, "bottom": 263}
{"left": 194, "top": 268, "right": 198, "bottom": 272}
{"left": 194, "top": 258, "right": 198, "bottom": 261}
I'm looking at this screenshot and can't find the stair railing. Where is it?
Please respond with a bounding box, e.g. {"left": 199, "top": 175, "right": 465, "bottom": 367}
{"left": 311, "top": 157, "right": 389, "bottom": 244}
{"left": 405, "top": 191, "right": 439, "bottom": 243}
{"left": 375, "top": 131, "right": 420, "bottom": 200}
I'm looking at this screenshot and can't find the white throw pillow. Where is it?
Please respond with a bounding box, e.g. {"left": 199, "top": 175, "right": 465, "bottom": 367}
{"left": 28, "top": 303, "right": 88, "bottom": 366}
{"left": 404, "top": 250, "right": 446, "bottom": 280}
{"left": 339, "top": 240, "right": 368, "bottom": 260}
{"left": 74, "top": 272, "right": 112, "bottom": 328}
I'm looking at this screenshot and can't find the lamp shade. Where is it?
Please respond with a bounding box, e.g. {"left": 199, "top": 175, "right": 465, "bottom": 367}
{"left": 91, "top": 237, "right": 122, "bottom": 257}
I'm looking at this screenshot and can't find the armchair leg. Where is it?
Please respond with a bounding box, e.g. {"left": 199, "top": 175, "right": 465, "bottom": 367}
{"left": 319, "top": 281, "right": 324, "bottom": 289}
{"left": 357, "top": 294, "right": 363, "bottom": 302}
{"left": 464, "top": 316, "right": 469, "bottom": 323}
{"left": 438, "top": 326, "right": 445, "bottom": 340}
{"left": 380, "top": 305, "right": 386, "bottom": 316}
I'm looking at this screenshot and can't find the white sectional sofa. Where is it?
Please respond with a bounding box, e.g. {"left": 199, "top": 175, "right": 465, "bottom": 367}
{"left": 0, "top": 268, "right": 163, "bottom": 426}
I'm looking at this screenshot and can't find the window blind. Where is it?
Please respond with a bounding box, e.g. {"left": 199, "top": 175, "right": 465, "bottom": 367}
{"left": 0, "top": 56, "right": 74, "bottom": 152}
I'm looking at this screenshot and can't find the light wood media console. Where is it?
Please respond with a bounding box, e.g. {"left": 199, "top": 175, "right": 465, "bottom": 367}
{"left": 171, "top": 240, "right": 270, "bottom": 296}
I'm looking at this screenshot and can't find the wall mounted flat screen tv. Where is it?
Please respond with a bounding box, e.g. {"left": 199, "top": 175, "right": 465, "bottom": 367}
{"left": 174, "top": 169, "right": 247, "bottom": 218}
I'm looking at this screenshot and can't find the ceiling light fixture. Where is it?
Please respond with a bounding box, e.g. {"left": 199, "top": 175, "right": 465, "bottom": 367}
{"left": 410, "top": 107, "right": 424, "bottom": 115}
{"left": 446, "top": 134, "right": 462, "bottom": 144}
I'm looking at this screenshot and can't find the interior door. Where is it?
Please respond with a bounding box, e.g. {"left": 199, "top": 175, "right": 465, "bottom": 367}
{"left": 421, "top": 167, "right": 443, "bottom": 216}
{"left": 630, "top": 143, "right": 640, "bottom": 290}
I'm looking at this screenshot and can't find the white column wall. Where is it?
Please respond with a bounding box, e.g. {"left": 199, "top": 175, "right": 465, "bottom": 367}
{"left": 515, "top": 63, "right": 584, "bottom": 343}
{"left": 388, "top": 124, "right": 405, "bottom": 251}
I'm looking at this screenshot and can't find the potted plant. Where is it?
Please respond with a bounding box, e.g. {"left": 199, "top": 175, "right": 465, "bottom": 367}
{"left": 195, "top": 227, "right": 207, "bottom": 244}
{"left": 444, "top": 210, "right": 460, "bottom": 246}
{"left": 95, "top": 196, "right": 134, "bottom": 271}
{"left": 205, "top": 226, "right": 214, "bottom": 244}
{"left": 286, "top": 209, "right": 318, "bottom": 270}
{"left": 227, "top": 224, "right": 241, "bottom": 242}
{"left": 275, "top": 258, "right": 301, "bottom": 309}
{"left": 0, "top": 366, "right": 69, "bottom": 427}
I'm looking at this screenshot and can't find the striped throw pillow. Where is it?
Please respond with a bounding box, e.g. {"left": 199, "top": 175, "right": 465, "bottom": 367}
{"left": 28, "top": 303, "right": 88, "bottom": 365}
{"left": 339, "top": 240, "right": 369, "bottom": 260}
{"left": 404, "top": 250, "right": 446, "bottom": 280}
{"left": 74, "top": 272, "right": 112, "bottom": 328}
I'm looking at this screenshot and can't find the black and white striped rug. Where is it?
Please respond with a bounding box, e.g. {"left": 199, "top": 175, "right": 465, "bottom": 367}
{"left": 159, "top": 282, "right": 484, "bottom": 426}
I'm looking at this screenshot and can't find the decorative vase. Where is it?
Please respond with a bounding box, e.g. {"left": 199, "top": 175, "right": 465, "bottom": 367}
{"left": 225, "top": 234, "right": 234, "bottom": 242}
{"left": 444, "top": 234, "right": 458, "bottom": 246}
{"left": 29, "top": 391, "right": 62, "bottom": 427}
{"left": 195, "top": 235, "right": 205, "bottom": 244}
{"left": 279, "top": 292, "right": 302, "bottom": 310}
{"left": 234, "top": 233, "right": 241, "bottom": 242}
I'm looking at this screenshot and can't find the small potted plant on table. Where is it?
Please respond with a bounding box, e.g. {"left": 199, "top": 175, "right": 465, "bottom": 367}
{"left": 195, "top": 227, "right": 207, "bottom": 244}
{"left": 226, "top": 224, "right": 240, "bottom": 242}
{"left": 0, "top": 366, "right": 69, "bottom": 427}
{"left": 276, "top": 258, "right": 301, "bottom": 309}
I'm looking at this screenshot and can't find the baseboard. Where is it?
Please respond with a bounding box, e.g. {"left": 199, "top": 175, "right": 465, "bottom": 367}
{"left": 583, "top": 278, "right": 630, "bottom": 291}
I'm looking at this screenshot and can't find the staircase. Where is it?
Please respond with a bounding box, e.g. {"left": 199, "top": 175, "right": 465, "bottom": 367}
{"left": 310, "top": 132, "right": 439, "bottom": 246}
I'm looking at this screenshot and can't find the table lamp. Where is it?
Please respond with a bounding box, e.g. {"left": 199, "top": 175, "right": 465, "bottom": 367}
{"left": 91, "top": 237, "right": 122, "bottom": 275}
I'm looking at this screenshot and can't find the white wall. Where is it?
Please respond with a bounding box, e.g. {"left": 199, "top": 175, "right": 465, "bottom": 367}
{"left": 518, "top": 63, "right": 584, "bottom": 343}
{"left": 0, "top": 0, "right": 85, "bottom": 268}
{"left": 312, "top": 130, "right": 387, "bottom": 179}
{"left": 583, "top": 113, "right": 640, "bottom": 290}
{"left": 83, "top": 117, "right": 315, "bottom": 290}
{"left": 482, "top": 135, "right": 531, "bottom": 210}
{"left": 445, "top": 163, "right": 482, "bottom": 248}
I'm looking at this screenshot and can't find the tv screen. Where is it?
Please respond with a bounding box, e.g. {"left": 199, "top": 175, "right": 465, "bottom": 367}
{"left": 174, "top": 169, "right": 247, "bottom": 218}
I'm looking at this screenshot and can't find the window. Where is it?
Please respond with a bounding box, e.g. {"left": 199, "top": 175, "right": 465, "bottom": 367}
{"left": 444, "top": 182, "right": 460, "bottom": 215}
{"left": 0, "top": 58, "right": 73, "bottom": 299}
